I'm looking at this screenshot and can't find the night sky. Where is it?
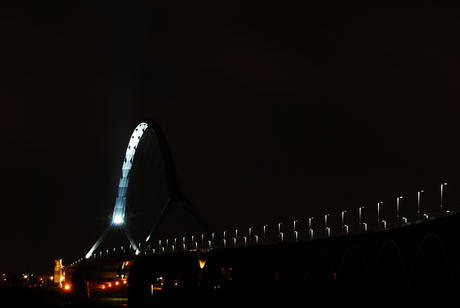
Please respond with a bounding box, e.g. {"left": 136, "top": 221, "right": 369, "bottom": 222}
{"left": 2, "top": 1, "right": 460, "bottom": 275}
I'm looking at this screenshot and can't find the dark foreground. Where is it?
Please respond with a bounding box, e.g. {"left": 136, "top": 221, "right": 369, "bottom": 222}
{"left": 0, "top": 286, "right": 127, "bottom": 307}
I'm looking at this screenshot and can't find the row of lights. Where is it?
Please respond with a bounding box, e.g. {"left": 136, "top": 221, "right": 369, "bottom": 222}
{"left": 78, "top": 183, "right": 453, "bottom": 263}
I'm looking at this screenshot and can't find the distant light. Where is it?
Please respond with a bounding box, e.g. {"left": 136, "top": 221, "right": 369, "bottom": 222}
{"left": 113, "top": 215, "right": 124, "bottom": 225}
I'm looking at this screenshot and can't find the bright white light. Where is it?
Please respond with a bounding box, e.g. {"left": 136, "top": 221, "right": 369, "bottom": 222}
{"left": 111, "top": 122, "right": 149, "bottom": 225}
{"left": 86, "top": 122, "right": 148, "bottom": 259}
{"left": 113, "top": 215, "right": 124, "bottom": 225}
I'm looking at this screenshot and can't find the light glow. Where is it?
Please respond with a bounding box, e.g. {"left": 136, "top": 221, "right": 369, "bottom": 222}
{"left": 112, "top": 215, "right": 124, "bottom": 225}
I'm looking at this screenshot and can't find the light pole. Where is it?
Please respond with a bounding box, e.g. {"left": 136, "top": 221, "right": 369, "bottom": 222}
{"left": 441, "top": 183, "right": 448, "bottom": 216}
{"left": 324, "top": 214, "right": 329, "bottom": 237}
{"left": 397, "top": 196, "right": 403, "bottom": 227}
{"left": 293, "top": 220, "right": 298, "bottom": 241}
{"left": 278, "top": 223, "right": 283, "bottom": 242}
{"left": 359, "top": 206, "right": 364, "bottom": 232}
{"left": 417, "top": 190, "right": 424, "bottom": 220}
{"left": 377, "top": 202, "right": 383, "bottom": 229}
{"left": 309, "top": 217, "right": 313, "bottom": 239}
{"left": 263, "top": 225, "right": 267, "bottom": 244}
{"left": 341, "top": 210, "right": 347, "bottom": 235}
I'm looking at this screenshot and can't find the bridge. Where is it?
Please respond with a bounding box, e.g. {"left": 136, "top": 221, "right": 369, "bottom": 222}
{"left": 63, "top": 118, "right": 460, "bottom": 306}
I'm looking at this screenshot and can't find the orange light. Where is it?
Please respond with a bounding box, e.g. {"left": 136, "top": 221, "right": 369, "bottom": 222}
{"left": 64, "top": 283, "right": 71, "bottom": 291}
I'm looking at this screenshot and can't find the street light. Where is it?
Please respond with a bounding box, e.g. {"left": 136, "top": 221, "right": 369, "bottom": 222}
{"left": 417, "top": 190, "right": 424, "bottom": 220}
{"left": 293, "top": 220, "right": 298, "bottom": 241}
{"left": 359, "top": 206, "right": 364, "bottom": 232}
{"left": 308, "top": 217, "right": 313, "bottom": 239}
{"left": 397, "top": 196, "right": 403, "bottom": 227}
{"left": 278, "top": 223, "right": 283, "bottom": 242}
{"left": 377, "top": 202, "right": 383, "bottom": 229}
{"left": 263, "top": 225, "right": 268, "bottom": 244}
{"left": 441, "top": 183, "right": 448, "bottom": 216}
{"left": 324, "top": 214, "right": 330, "bottom": 237}
{"left": 342, "top": 210, "right": 347, "bottom": 235}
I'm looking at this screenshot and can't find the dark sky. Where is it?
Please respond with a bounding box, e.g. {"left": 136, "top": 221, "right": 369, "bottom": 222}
{"left": 2, "top": 1, "right": 460, "bottom": 274}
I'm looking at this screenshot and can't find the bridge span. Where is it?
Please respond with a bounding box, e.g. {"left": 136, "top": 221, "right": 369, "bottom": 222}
{"left": 66, "top": 210, "right": 460, "bottom": 306}
{"left": 62, "top": 119, "right": 458, "bottom": 305}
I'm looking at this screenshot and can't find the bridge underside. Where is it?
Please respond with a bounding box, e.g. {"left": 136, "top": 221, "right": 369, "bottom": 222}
{"left": 70, "top": 212, "right": 460, "bottom": 306}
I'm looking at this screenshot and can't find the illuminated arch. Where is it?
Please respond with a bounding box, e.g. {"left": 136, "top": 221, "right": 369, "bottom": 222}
{"left": 86, "top": 118, "right": 214, "bottom": 259}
